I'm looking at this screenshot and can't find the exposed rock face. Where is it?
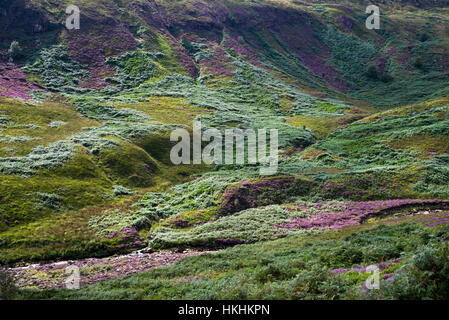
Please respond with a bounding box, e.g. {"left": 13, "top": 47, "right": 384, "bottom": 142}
{"left": 0, "top": 0, "right": 50, "bottom": 42}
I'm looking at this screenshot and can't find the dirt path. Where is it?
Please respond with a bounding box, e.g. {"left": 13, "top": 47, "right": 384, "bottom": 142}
{"left": 10, "top": 249, "right": 215, "bottom": 290}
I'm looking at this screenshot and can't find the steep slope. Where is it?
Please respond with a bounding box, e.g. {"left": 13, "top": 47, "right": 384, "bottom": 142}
{"left": 0, "top": 1, "right": 449, "bottom": 299}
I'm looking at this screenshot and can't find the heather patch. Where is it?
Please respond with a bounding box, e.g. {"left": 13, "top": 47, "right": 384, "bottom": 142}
{"left": 272, "top": 22, "right": 348, "bottom": 92}
{"left": 64, "top": 19, "right": 137, "bottom": 66}
{"left": 277, "top": 199, "right": 449, "bottom": 231}
{"left": 11, "top": 250, "right": 211, "bottom": 290}
{"left": 0, "top": 63, "right": 40, "bottom": 100}
{"left": 190, "top": 42, "right": 234, "bottom": 77}
{"left": 222, "top": 30, "right": 260, "bottom": 67}
{"left": 415, "top": 210, "right": 449, "bottom": 228}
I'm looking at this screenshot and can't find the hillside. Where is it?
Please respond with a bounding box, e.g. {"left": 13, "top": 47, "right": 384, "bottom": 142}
{"left": 1, "top": 0, "right": 449, "bottom": 300}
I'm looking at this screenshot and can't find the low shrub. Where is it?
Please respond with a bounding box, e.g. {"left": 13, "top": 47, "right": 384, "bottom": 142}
{"left": 0, "top": 268, "right": 17, "bottom": 300}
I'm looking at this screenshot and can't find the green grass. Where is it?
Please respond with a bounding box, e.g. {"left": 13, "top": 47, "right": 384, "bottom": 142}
{"left": 2, "top": 0, "right": 449, "bottom": 301}
{"left": 0, "top": 100, "right": 99, "bottom": 157}
{"left": 18, "top": 221, "right": 449, "bottom": 300}
{"left": 115, "top": 96, "right": 213, "bottom": 126}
